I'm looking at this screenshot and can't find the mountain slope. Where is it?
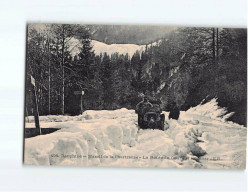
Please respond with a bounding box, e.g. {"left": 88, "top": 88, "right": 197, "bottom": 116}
{"left": 88, "top": 25, "right": 176, "bottom": 45}
{"left": 69, "top": 38, "right": 159, "bottom": 57}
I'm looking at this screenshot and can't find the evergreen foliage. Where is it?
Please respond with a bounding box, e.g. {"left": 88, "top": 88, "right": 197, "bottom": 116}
{"left": 26, "top": 25, "right": 247, "bottom": 125}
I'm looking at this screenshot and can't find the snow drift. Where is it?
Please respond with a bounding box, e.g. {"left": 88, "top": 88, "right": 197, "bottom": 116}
{"left": 69, "top": 38, "right": 160, "bottom": 57}
{"left": 24, "top": 99, "right": 247, "bottom": 169}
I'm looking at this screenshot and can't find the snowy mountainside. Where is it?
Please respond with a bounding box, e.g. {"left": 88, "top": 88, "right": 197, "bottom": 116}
{"left": 69, "top": 38, "right": 160, "bottom": 57}
{"left": 24, "top": 99, "right": 246, "bottom": 169}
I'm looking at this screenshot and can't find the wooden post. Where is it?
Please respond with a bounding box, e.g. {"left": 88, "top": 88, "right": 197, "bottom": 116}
{"left": 25, "top": 106, "right": 29, "bottom": 123}
{"left": 31, "top": 76, "right": 41, "bottom": 135}
{"left": 74, "top": 90, "right": 85, "bottom": 114}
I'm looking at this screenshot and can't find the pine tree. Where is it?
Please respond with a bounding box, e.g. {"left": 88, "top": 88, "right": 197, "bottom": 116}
{"left": 101, "top": 53, "right": 114, "bottom": 109}
{"left": 130, "top": 51, "right": 142, "bottom": 91}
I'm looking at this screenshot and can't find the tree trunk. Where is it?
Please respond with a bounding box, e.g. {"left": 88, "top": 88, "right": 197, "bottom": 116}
{"left": 61, "top": 25, "right": 65, "bottom": 115}
{"left": 216, "top": 28, "right": 219, "bottom": 65}
{"left": 48, "top": 39, "right": 51, "bottom": 114}
{"left": 212, "top": 28, "right": 215, "bottom": 65}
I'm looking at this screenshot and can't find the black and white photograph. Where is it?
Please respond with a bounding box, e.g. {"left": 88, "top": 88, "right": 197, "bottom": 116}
{"left": 0, "top": 0, "right": 248, "bottom": 192}
{"left": 23, "top": 23, "right": 247, "bottom": 169}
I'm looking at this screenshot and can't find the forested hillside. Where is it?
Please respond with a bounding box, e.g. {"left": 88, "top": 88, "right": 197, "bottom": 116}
{"left": 88, "top": 25, "right": 176, "bottom": 44}
{"left": 25, "top": 24, "right": 247, "bottom": 126}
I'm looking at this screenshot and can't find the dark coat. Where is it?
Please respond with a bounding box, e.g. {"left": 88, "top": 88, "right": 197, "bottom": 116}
{"left": 169, "top": 105, "right": 180, "bottom": 120}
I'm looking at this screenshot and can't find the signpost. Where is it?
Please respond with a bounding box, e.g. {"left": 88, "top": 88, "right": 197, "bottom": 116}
{"left": 31, "top": 75, "right": 41, "bottom": 135}
{"left": 73, "top": 91, "right": 82, "bottom": 95}
{"left": 74, "top": 90, "right": 85, "bottom": 113}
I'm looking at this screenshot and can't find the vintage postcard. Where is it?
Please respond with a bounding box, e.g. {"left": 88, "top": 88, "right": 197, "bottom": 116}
{"left": 24, "top": 23, "right": 247, "bottom": 169}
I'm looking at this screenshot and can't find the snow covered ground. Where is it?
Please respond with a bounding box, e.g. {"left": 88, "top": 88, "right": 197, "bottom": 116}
{"left": 69, "top": 38, "right": 160, "bottom": 57}
{"left": 24, "top": 99, "right": 247, "bottom": 169}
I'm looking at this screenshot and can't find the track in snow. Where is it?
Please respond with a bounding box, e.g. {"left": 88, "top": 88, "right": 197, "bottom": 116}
{"left": 24, "top": 99, "right": 246, "bottom": 169}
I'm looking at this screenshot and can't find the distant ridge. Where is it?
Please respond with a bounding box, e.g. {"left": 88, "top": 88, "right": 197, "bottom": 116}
{"left": 69, "top": 38, "right": 161, "bottom": 57}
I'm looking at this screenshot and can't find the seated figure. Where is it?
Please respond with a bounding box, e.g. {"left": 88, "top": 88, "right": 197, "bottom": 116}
{"left": 135, "top": 96, "right": 153, "bottom": 116}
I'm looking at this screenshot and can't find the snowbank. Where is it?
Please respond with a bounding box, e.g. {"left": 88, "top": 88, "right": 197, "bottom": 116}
{"left": 24, "top": 99, "right": 247, "bottom": 169}
{"left": 183, "top": 99, "right": 234, "bottom": 122}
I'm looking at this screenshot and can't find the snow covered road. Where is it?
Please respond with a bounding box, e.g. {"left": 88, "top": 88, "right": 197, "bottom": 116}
{"left": 24, "top": 99, "right": 247, "bottom": 169}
